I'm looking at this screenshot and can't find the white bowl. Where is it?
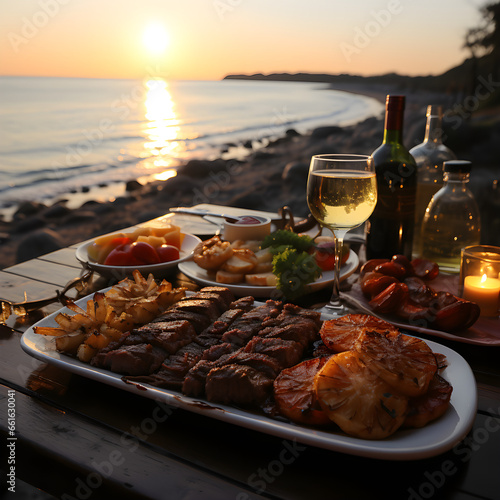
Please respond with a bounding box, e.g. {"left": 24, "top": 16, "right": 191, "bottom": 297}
{"left": 222, "top": 216, "right": 271, "bottom": 242}
{"left": 75, "top": 233, "right": 202, "bottom": 279}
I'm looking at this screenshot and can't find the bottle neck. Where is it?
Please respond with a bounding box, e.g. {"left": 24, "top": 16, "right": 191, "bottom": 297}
{"left": 383, "top": 128, "right": 404, "bottom": 144}
{"left": 424, "top": 115, "right": 444, "bottom": 144}
{"left": 443, "top": 172, "right": 470, "bottom": 186}
{"left": 383, "top": 99, "right": 404, "bottom": 145}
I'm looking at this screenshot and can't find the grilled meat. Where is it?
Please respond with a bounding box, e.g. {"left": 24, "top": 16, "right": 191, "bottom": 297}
{"left": 243, "top": 337, "right": 303, "bottom": 369}
{"left": 126, "top": 320, "right": 197, "bottom": 354}
{"left": 98, "top": 287, "right": 322, "bottom": 409}
{"left": 205, "top": 364, "right": 274, "bottom": 406}
{"left": 93, "top": 344, "right": 166, "bottom": 375}
{"left": 121, "top": 291, "right": 251, "bottom": 390}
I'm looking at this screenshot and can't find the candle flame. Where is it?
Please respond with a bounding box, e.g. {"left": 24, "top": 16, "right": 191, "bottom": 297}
{"left": 481, "top": 274, "right": 488, "bottom": 284}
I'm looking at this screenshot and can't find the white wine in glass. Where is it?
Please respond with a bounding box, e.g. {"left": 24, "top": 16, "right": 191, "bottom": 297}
{"left": 307, "top": 154, "right": 377, "bottom": 314}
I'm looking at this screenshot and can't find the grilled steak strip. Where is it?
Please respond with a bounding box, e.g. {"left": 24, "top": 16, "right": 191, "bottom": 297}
{"left": 92, "top": 344, "right": 166, "bottom": 376}
{"left": 220, "top": 300, "right": 283, "bottom": 348}
{"left": 243, "top": 337, "right": 303, "bottom": 369}
{"left": 205, "top": 364, "right": 273, "bottom": 406}
{"left": 197, "top": 286, "right": 236, "bottom": 309}
{"left": 127, "top": 320, "right": 197, "bottom": 354}
{"left": 91, "top": 319, "right": 196, "bottom": 372}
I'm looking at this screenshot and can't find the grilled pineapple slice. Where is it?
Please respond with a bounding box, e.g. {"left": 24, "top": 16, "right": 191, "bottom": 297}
{"left": 319, "top": 314, "right": 399, "bottom": 353}
{"left": 354, "top": 330, "right": 437, "bottom": 397}
{"left": 314, "top": 351, "right": 409, "bottom": 439}
{"left": 274, "top": 357, "right": 331, "bottom": 426}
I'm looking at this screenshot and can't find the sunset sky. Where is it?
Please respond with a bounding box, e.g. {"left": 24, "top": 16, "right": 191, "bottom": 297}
{"left": 0, "top": 0, "right": 488, "bottom": 81}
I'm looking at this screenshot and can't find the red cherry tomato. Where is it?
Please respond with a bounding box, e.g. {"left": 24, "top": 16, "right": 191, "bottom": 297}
{"left": 104, "top": 244, "right": 142, "bottom": 266}
{"left": 314, "top": 242, "right": 349, "bottom": 271}
{"left": 130, "top": 242, "right": 160, "bottom": 264}
{"left": 156, "top": 244, "right": 180, "bottom": 262}
{"left": 315, "top": 249, "right": 336, "bottom": 271}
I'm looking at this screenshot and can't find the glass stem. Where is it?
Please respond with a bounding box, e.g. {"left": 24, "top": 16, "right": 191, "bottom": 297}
{"left": 328, "top": 229, "right": 346, "bottom": 309}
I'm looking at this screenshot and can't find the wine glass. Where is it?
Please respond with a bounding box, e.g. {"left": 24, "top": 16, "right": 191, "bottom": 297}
{"left": 307, "top": 154, "right": 377, "bottom": 315}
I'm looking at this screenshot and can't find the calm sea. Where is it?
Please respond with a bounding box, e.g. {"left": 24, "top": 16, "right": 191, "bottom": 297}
{"left": 0, "top": 76, "right": 383, "bottom": 219}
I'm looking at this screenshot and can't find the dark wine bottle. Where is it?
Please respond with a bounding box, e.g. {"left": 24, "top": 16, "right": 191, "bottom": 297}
{"left": 365, "top": 95, "right": 417, "bottom": 260}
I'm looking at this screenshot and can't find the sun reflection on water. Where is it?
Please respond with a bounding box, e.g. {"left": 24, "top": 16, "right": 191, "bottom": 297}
{"left": 142, "top": 78, "right": 180, "bottom": 181}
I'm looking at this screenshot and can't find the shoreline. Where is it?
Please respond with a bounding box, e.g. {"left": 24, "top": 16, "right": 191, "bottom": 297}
{"left": 0, "top": 78, "right": 384, "bottom": 223}
{"left": 0, "top": 86, "right": 387, "bottom": 270}
{"left": 1, "top": 83, "right": 498, "bottom": 270}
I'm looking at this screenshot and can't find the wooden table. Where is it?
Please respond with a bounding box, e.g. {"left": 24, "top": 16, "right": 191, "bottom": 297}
{"left": 1, "top": 209, "right": 500, "bottom": 500}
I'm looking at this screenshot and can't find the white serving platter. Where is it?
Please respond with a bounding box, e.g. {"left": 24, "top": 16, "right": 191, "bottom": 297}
{"left": 21, "top": 292, "right": 476, "bottom": 461}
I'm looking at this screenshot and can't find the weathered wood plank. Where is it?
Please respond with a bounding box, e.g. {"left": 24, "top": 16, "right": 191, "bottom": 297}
{"left": 0, "top": 271, "right": 58, "bottom": 303}
{"left": 0, "top": 386, "right": 267, "bottom": 500}
{"left": 38, "top": 247, "right": 82, "bottom": 268}
{"left": 3, "top": 260, "right": 80, "bottom": 288}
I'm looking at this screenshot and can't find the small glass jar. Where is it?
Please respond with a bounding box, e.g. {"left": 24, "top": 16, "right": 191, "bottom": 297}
{"left": 460, "top": 245, "right": 500, "bottom": 316}
{"left": 420, "top": 160, "right": 481, "bottom": 273}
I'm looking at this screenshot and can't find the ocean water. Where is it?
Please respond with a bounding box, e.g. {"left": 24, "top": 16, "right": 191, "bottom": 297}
{"left": 0, "top": 76, "right": 383, "bottom": 219}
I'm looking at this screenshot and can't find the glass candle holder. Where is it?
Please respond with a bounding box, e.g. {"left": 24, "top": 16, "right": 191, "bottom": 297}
{"left": 460, "top": 245, "right": 500, "bottom": 317}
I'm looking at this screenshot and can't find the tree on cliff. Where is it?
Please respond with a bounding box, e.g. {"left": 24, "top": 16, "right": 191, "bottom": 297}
{"left": 463, "top": 2, "right": 500, "bottom": 101}
{"left": 464, "top": 2, "right": 500, "bottom": 64}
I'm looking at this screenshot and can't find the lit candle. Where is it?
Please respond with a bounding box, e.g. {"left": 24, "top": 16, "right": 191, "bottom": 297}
{"left": 463, "top": 274, "right": 500, "bottom": 316}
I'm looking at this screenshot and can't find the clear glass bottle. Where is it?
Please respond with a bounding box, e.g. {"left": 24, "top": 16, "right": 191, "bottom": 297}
{"left": 410, "top": 105, "right": 456, "bottom": 257}
{"left": 420, "top": 160, "right": 481, "bottom": 273}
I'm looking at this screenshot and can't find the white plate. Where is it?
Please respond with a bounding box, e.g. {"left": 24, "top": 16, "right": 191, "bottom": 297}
{"left": 76, "top": 233, "right": 202, "bottom": 278}
{"left": 178, "top": 250, "right": 359, "bottom": 298}
{"left": 21, "top": 293, "right": 476, "bottom": 460}
{"left": 343, "top": 282, "right": 500, "bottom": 346}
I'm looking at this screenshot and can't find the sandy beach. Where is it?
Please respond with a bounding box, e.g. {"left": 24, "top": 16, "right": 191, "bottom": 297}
{"left": 0, "top": 84, "right": 498, "bottom": 270}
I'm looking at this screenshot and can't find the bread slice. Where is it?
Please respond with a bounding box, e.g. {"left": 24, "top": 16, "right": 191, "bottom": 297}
{"left": 245, "top": 272, "right": 277, "bottom": 287}
{"left": 221, "top": 249, "right": 258, "bottom": 274}
{"left": 254, "top": 262, "right": 273, "bottom": 273}
{"left": 254, "top": 248, "right": 273, "bottom": 264}
{"left": 216, "top": 269, "right": 245, "bottom": 284}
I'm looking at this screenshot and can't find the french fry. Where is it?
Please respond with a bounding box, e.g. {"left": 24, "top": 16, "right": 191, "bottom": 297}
{"left": 77, "top": 343, "right": 98, "bottom": 363}
{"left": 85, "top": 331, "right": 110, "bottom": 350}
{"left": 33, "top": 326, "right": 68, "bottom": 337}
{"left": 55, "top": 333, "right": 86, "bottom": 353}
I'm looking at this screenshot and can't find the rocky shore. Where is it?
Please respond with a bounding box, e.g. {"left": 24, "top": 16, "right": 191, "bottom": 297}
{"left": 1, "top": 86, "right": 498, "bottom": 270}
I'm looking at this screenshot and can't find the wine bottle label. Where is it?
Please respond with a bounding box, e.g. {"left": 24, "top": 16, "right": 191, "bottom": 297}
{"left": 382, "top": 164, "right": 416, "bottom": 190}
{"left": 373, "top": 184, "right": 416, "bottom": 218}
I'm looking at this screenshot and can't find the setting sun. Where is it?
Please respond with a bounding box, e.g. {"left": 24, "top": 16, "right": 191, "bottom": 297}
{"left": 143, "top": 23, "right": 169, "bottom": 55}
